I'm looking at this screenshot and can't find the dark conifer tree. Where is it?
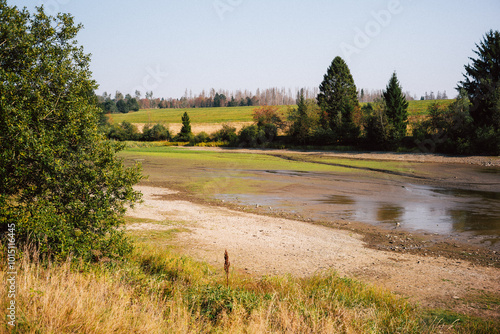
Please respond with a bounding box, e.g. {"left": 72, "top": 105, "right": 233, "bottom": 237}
{"left": 180, "top": 112, "right": 192, "bottom": 135}
{"left": 382, "top": 72, "right": 409, "bottom": 144}
{"left": 317, "top": 56, "right": 360, "bottom": 143}
{"left": 459, "top": 30, "right": 500, "bottom": 129}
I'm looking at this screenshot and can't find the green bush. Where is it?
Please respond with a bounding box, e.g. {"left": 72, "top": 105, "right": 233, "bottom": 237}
{"left": 194, "top": 131, "right": 210, "bottom": 144}
{"left": 0, "top": 3, "right": 142, "bottom": 261}
{"left": 211, "top": 124, "right": 238, "bottom": 144}
{"left": 142, "top": 123, "right": 171, "bottom": 141}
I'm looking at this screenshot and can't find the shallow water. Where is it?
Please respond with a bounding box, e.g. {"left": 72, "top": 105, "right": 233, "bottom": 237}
{"left": 216, "top": 168, "right": 500, "bottom": 248}
{"left": 317, "top": 185, "right": 500, "bottom": 237}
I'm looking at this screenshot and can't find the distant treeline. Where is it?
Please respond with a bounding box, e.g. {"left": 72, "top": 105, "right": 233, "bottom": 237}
{"left": 101, "top": 30, "right": 499, "bottom": 155}
{"left": 98, "top": 86, "right": 448, "bottom": 114}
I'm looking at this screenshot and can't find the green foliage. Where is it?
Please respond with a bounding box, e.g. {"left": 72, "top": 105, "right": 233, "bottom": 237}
{"left": 383, "top": 72, "right": 409, "bottom": 145}
{"left": 252, "top": 105, "right": 286, "bottom": 130}
{"left": 362, "top": 100, "right": 391, "bottom": 149}
{"left": 193, "top": 131, "right": 210, "bottom": 144}
{"left": 142, "top": 123, "right": 171, "bottom": 142}
{"left": 116, "top": 99, "right": 129, "bottom": 113}
{"left": 288, "top": 89, "right": 322, "bottom": 144}
{"left": 459, "top": 30, "right": 500, "bottom": 129}
{"left": 101, "top": 99, "right": 118, "bottom": 113}
{"left": 458, "top": 30, "right": 500, "bottom": 155}
{"left": 413, "top": 93, "right": 474, "bottom": 154}
{"left": 317, "top": 56, "right": 360, "bottom": 144}
{"left": 211, "top": 124, "right": 238, "bottom": 144}
{"left": 127, "top": 97, "right": 140, "bottom": 112}
{"left": 238, "top": 125, "right": 264, "bottom": 147}
{"left": 0, "top": 3, "right": 142, "bottom": 261}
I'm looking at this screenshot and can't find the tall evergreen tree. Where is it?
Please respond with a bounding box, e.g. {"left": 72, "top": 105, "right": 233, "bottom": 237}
{"left": 175, "top": 112, "right": 193, "bottom": 141}
{"left": 382, "top": 72, "right": 409, "bottom": 144}
{"left": 289, "top": 89, "right": 311, "bottom": 144}
{"left": 317, "top": 56, "right": 360, "bottom": 143}
{"left": 459, "top": 30, "right": 500, "bottom": 129}
{"left": 180, "top": 112, "right": 192, "bottom": 135}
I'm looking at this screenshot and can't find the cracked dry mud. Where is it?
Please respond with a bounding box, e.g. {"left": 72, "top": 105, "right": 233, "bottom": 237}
{"left": 128, "top": 185, "right": 500, "bottom": 320}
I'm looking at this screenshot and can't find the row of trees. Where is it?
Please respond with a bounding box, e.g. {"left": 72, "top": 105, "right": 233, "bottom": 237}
{"left": 102, "top": 85, "right": 451, "bottom": 113}
{"left": 99, "top": 87, "right": 322, "bottom": 112}
{"left": 103, "top": 32, "right": 499, "bottom": 155}
{"left": 252, "top": 31, "right": 499, "bottom": 154}
{"left": 107, "top": 31, "right": 498, "bottom": 155}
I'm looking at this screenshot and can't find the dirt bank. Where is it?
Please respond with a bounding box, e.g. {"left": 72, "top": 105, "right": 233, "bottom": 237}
{"left": 127, "top": 185, "right": 500, "bottom": 320}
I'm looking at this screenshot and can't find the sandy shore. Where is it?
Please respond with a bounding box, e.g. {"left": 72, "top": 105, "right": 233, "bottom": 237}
{"left": 127, "top": 185, "right": 500, "bottom": 319}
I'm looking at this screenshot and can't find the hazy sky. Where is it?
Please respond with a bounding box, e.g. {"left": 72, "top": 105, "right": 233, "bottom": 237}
{"left": 15, "top": 0, "right": 500, "bottom": 100}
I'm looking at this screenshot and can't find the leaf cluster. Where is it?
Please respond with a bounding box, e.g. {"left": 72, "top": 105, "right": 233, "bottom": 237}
{"left": 0, "top": 2, "right": 142, "bottom": 261}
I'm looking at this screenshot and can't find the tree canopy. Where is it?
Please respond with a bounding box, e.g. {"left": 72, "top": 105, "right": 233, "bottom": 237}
{"left": 317, "top": 56, "right": 360, "bottom": 143}
{"left": 0, "top": 2, "right": 142, "bottom": 261}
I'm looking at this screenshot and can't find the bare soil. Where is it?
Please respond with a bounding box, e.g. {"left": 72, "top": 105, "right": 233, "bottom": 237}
{"left": 127, "top": 184, "right": 500, "bottom": 320}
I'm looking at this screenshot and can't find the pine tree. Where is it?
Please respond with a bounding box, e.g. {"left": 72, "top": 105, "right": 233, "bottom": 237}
{"left": 382, "top": 72, "right": 409, "bottom": 144}
{"left": 176, "top": 112, "right": 193, "bottom": 141}
{"left": 290, "top": 89, "right": 312, "bottom": 144}
{"left": 459, "top": 30, "right": 500, "bottom": 129}
{"left": 317, "top": 56, "right": 360, "bottom": 143}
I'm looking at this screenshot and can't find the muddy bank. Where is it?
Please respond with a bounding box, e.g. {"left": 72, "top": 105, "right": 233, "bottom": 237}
{"left": 175, "top": 147, "right": 500, "bottom": 252}
{"left": 127, "top": 186, "right": 500, "bottom": 320}
{"left": 184, "top": 146, "right": 500, "bottom": 167}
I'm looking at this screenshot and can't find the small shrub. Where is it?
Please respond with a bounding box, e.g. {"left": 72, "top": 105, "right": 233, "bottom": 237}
{"left": 142, "top": 123, "right": 171, "bottom": 142}
{"left": 194, "top": 131, "right": 210, "bottom": 144}
{"left": 212, "top": 124, "right": 238, "bottom": 144}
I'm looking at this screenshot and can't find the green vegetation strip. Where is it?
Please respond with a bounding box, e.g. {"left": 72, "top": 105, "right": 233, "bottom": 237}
{"left": 121, "top": 146, "right": 357, "bottom": 173}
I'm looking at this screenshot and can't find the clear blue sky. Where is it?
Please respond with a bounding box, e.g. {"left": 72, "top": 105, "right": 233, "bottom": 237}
{"left": 15, "top": 0, "right": 500, "bottom": 99}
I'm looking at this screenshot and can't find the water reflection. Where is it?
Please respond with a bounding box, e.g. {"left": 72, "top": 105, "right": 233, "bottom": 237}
{"left": 376, "top": 204, "right": 404, "bottom": 223}
{"left": 318, "top": 185, "right": 500, "bottom": 237}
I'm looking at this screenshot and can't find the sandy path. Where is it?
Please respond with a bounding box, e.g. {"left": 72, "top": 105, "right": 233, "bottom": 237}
{"left": 128, "top": 185, "right": 500, "bottom": 317}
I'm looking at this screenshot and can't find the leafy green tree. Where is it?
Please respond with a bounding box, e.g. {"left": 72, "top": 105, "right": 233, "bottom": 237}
{"left": 317, "top": 56, "right": 360, "bottom": 144}
{"left": 127, "top": 97, "right": 140, "bottom": 112}
{"left": 382, "top": 72, "right": 409, "bottom": 145}
{"left": 142, "top": 124, "right": 171, "bottom": 141}
{"left": 116, "top": 99, "right": 129, "bottom": 113}
{"left": 362, "top": 100, "right": 390, "bottom": 149}
{"left": 101, "top": 99, "right": 118, "bottom": 113}
{"left": 413, "top": 93, "right": 473, "bottom": 154}
{"left": 288, "top": 89, "right": 321, "bottom": 144}
{"left": 211, "top": 124, "right": 238, "bottom": 144}
{"left": 0, "top": 3, "right": 142, "bottom": 261}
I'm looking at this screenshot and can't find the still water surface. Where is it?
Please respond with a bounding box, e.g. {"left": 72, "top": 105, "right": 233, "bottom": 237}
{"left": 217, "top": 167, "right": 500, "bottom": 248}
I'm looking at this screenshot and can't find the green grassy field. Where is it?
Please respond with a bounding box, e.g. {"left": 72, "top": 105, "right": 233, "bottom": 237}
{"left": 107, "top": 105, "right": 265, "bottom": 124}
{"left": 106, "top": 100, "right": 454, "bottom": 125}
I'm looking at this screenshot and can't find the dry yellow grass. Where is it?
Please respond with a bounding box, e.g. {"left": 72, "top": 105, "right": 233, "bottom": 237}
{"left": 1, "top": 242, "right": 495, "bottom": 333}
{"left": 133, "top": 122, "right": 252, "bottom": 135}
